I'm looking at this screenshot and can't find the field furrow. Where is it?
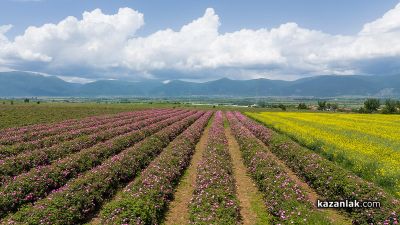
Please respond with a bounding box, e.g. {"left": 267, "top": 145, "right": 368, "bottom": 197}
{"left": 247, "top": 112, "right": 400, "bottom": 195}
{"left": 0, "top": 111, "right": 132, "bottom": 145}
{"left": 96, "top": 111, "right": 212, "bottom": 224}
{"left": 1, "top": 111, "right": 204, "bottom": 224}
{"left": 189, "top": 111, "right": 241, "bottom": 224}
{"left": 0, "top": 114, "right": 105, "bottom": 138}
{"left": 0, "top": 110, "right": 196, "bottom": 218}
{"left": 224, "top": 121, "right": 272, "bottom": 225}
{"left": 0, "top": 110, "right": 145, "bottom": 145}
{"left": 227, "top": 112, "right": 335, "bottom": 225}
{"left": 0, "top": 109, "right": 173, "bottom": 158}
{"left": 163, "top": 114, "right": 212, "bottom": 225}
{"left": 1, "top": 106, "right": 398, "bottom": 225}
{"left": 0, "top": 109, "right": 186, "bottom": 181}
{"left": 236, "top": 112, "right": 400, "bottom": 224}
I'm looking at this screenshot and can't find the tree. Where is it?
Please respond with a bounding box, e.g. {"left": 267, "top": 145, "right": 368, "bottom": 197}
{"left": 10, "top": 101, "right": 14, "bottom": 105}
{"left": 358, "top": 107, "right": 367, "bottom": 113}
{"left": 297, "top": 103, "right": 308, "bottom": 110}
{"left": 364, "top": 98, "right": 380, "bottom": 113}
{"left": 328, "top": 103, "right": 338, "bottom": 111}
{"left": 317, "top": 101, "right": 327, "bottom": 111}
{"left": 382, "top": 99, "right": 398, "bottom": 114}
{"left": 278, "top": 104, "right": 287, "bottom": 111}
{"left": 24, "top": 98, "right": 30, "bottom": 103}
{"left": 257, "top": 101, "right": 266, "bottom": 108}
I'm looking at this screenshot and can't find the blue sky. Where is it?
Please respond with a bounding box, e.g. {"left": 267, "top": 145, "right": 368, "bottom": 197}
{"left": 0, "top": 0, "right": 400, "bottom": 82}
{"left": 1, "top": 0, "right": 397, "bottom": 37}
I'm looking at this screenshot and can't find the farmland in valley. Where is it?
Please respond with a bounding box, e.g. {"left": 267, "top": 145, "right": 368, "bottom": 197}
{"left": 246, "top": 112, "right": 400, "bottom": 197}
{"left": 0, "top": 108, "right": 398, "bottom": 224}
{"left": 0, "top": 102, "right": 175, "bottom": 129}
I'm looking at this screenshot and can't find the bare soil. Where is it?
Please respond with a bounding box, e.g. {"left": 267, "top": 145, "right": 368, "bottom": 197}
{"left": 253, "top": 137, "right": 352, "bottom": 225}
{"left": 163, "top": 121, "right": 211, "bottom": 225}
{"left": 225, "top": 125, "right": 272, "bottom": 225}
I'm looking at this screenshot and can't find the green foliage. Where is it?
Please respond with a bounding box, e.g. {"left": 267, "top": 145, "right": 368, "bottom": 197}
{"left": 382, "top": 99, "right": 399, "bottom": 114}
{"left": 326, "top": 102, "right": 338, "bottom": 111}
{"left": 24, "top": 98, "right": 29, "bottom": 103}
{"left": 244, "top": 113, "right": 400, "bottom": 224}
{"left": 357, "top": 107, "right": 367, "bottom": 113}
{"left": 3, "top": 113, "right": 202, "bottom": 224}
{"left": 228, "top": 113, "right": 331, "bottom": 224}
{"left": 364, "top": 98, "right": 380, "bottom": 113}
{"left": 297, "top": 103, "right": 308, "bottom": 110}
{"left": 318, "top": 101, "right": 339, "bottom": 111}
{"left": 257, "top": 101, "right": 266, "bottom": 108}
{"left": 189, "top": 112, "right": 240, "bottom": 224}
{"left": 0, "top": 103, "right": 169, "bottom": 129}
{"left": 100, "top": 113, "right": 211, "bottom": 224}
{"left": 278, "top": 103, "right": 287, "bottom": 111}
{"left": 317, "top": 101, "right": 326, "bottom": 110}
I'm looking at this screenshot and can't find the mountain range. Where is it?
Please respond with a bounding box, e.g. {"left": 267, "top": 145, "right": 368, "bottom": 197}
{"left": 1, "top": 71, "right": 400, "bottom": 98}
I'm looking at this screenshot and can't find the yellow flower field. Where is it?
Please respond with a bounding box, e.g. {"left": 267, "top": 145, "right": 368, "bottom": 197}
{"left": 246, "top": 112, "right": 400, "bottom": 196}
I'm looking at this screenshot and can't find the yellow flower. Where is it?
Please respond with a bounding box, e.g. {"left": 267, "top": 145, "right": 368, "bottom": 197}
{"left": 247, "top": 111, "right": 400, "bottom": 194}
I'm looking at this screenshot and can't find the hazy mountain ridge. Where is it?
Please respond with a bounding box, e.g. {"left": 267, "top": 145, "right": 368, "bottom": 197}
{"left": 1, "top": 71, "right": 399, "bottom": 97}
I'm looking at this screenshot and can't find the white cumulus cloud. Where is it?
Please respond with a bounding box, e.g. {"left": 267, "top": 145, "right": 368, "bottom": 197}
{"left": 0, "top": 4, "right": 400, "bottom": 80}
{"left": 3, "top": 8, "right": 144, "bottom": 71}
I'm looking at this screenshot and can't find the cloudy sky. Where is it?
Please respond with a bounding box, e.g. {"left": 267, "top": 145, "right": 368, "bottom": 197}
{"left": 0, "top": 0, "right": 399, "bottom": 82}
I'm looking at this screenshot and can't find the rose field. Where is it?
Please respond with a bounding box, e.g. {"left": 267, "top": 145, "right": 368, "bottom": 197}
{"left": 0, "top": 108, "right": 399, "bottom": 224}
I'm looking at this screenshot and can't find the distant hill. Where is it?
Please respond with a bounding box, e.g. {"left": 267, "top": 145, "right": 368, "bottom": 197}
{"left": 77, "top": 80, "right": 162, "bottom": 96}
{"left": 0, "top": 72, "right": 79, "bottom": 96}
{"left": 0, "top": 71, "right": 399, "bottom": 97}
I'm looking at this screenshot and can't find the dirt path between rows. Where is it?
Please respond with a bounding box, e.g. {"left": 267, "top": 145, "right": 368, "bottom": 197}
{"left": 255, "top": 138, "right": 352, "bottom": 225}
{"left": 162, "top": 120, "right": 211, "bottom": 225}
{"left": 225, "top": 125, "right": 272, "bottom": 225}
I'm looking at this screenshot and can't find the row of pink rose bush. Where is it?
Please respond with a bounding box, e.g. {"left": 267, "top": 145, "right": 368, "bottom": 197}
{"left": 4, "top": 111, "right": 137, "bottom": 143}
{"left": 0, "top": 109, "right": 171, "bottom": 146}
{"left": 0, "top": 109, "right": 173, "bottom": 158}
{"left": 227, "top": 112, "right": 332, "bottom": 225}
{"left": 0, "top": 110, "right": 145, "bottom": 145}
{"left": 189, "top": 111, "right": 241, "bottom": 224}
{"left": 0, "top": 110, "right": 132, "bottom": 135}
{"left": 237, "top": 112, "right": 399, "bottom": 224}
{"left": 0, "top": 111, "right": 152, "bottom": 157}
{"left": 0, "top": 113, "right": 110, "bottom": 137}
{"left": 0, "top": 110, "right": 198, "bottom": 218}
{"left": 98, "top": 111, "right": 212, "bottom": 224}
{"left": 0, "top": 110, "right": 186, "bottom": 182}
{"left": 17, "top": 109, "right": 173, "bottom": 142}
{"left": 2, "top": 111, "right": 204, "bottom": 224}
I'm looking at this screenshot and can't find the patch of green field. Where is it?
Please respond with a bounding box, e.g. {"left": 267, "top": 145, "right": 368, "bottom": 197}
{"left": 0, "top": 99, "right": 295, "bottom": 130}
{"left": 0, "top": 102, "right": 174, "bottom": 129}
